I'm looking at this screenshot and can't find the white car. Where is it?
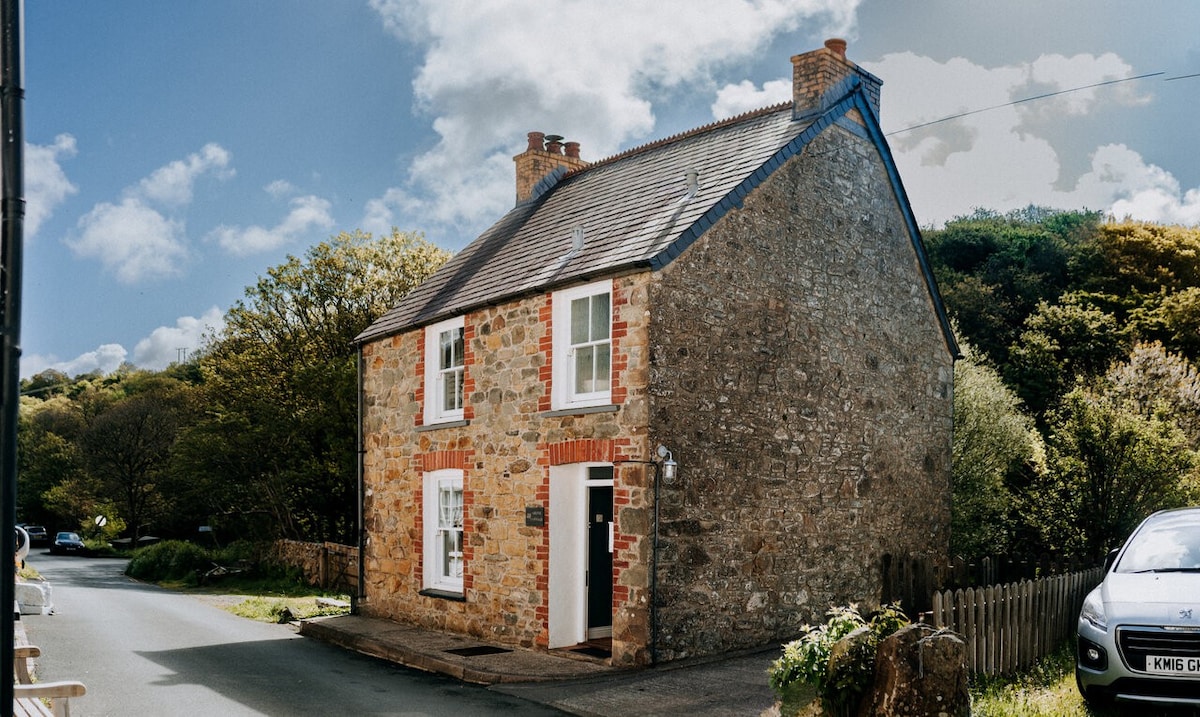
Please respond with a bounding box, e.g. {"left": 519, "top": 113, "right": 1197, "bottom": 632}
{"left": 1077, "top": 507, "right": 1200, "bottom": 708}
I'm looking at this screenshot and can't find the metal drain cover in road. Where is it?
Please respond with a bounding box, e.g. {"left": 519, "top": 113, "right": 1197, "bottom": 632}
{"left": 444, "top": 645, "right": 513, "bottom": 657}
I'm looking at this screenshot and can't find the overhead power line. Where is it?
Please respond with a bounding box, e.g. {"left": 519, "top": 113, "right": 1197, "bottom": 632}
{"left": 885, "top": 71, "right": 1167, "bottom": 137}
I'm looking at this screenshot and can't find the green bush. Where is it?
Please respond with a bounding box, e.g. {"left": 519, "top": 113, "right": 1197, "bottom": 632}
{"left": 125, "top": 540, "right": 213, "bottom": 584}
{"left": 769, "top": 603, "right": 909, "bottom": 716}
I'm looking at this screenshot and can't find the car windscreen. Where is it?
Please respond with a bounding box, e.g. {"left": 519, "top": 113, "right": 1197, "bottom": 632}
{"left": 1116, "top": 518, "right": 1200, "bottom": 573}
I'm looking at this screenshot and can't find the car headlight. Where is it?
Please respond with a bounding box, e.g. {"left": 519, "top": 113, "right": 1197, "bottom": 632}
{"left": 1080, "top": 588, "right": 1107, "bottom": 631}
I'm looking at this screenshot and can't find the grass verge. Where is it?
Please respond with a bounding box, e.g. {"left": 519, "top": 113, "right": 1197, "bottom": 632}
{"left": 126, "top": 540, "right": 353, "bottom": 623}
{"left": 969, "top": 644, "right": 1092, "bottom": 716}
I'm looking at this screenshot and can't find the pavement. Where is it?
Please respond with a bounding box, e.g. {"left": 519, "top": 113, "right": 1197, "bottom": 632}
{"left": 300, "top": 614, "right": 784, "bottom": 716}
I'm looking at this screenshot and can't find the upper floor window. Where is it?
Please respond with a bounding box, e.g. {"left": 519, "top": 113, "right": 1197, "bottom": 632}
{"left": 424, "top": 316, "right": 465, "bottom": 424}
{"left": 552, "top": 280, "right": 611, "bottom": 409}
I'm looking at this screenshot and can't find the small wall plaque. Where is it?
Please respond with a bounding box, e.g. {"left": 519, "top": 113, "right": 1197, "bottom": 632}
{"left": 525, "top": 505, "right": 546, "bottom": 527}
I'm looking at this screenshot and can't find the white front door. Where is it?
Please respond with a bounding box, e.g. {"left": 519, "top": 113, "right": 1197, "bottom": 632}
{"left": 547, "top": 463, "right": 613, "bottom": 648}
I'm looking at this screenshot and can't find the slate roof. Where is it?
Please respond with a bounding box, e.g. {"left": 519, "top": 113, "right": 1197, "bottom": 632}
{"left": 356, "top": 78, "right": 958, "bottom": 357}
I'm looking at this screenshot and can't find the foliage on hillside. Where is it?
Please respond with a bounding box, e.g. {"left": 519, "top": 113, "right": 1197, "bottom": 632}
{"left": 931, "top": 209, "right": 1200, "bottom": 559}
{"left": 18, "top": 229, "right": 449, "bottom": 544}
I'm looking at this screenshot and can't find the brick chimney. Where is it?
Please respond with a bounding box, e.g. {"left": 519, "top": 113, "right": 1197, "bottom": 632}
{"left": 791, "top": 38, "right": 881, "bottom": 120}
{"left": 513, "top": 132, "right": 589, "bottom": 204}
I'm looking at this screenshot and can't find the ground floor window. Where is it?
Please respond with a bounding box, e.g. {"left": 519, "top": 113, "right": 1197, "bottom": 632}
{"left": 423, "top": 469, "right": 464, "bottom": 593}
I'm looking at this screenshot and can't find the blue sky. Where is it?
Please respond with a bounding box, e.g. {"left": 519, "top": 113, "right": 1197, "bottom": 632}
{"left": 19, "top": 0, "right": 1200, "bottom": 378}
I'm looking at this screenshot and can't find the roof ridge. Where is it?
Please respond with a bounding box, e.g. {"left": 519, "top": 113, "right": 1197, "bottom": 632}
{"left": 567, "top": 101, "right": 792, "bottom": 176}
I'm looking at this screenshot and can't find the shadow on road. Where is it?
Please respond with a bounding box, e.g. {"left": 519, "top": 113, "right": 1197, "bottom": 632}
{"left": 27, "top": 555, "right": 152, "bottom": 592}
{"left": 134, "top": 638, "right": 568, "bottom": 716}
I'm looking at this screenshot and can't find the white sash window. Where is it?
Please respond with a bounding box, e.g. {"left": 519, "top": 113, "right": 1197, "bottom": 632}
{"left": 424, "top": 470, "right": 464, "bottom": 593}
{"left": 424, "top": 317, "right": 466, "bottom": 424}
{"left": 552, "top": 280, "right": 612, "bottom": 409}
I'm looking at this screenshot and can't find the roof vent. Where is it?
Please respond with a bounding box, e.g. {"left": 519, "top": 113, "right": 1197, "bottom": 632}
{"left": 571, "top": 225, "right": 585, "bottom": 252}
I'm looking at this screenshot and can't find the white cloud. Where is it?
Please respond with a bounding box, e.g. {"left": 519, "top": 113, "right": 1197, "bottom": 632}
{"left": 360, "top": 187, "right": 409, "bottom": 238}
{"left": 25, "top": 134, "right": 78, "bottom": 237}
{"left": 855, "top": 51, "right": 1184, "bottom": 226}
{"left": 265, "top": 179, "right": 297, "bottom": 199}
{"left": 368, "top": 0, "right": 861, "bottom": 240}
{"left": 69, "top": 197, "right": 188, "bottom": 284}
{"left": 208, "top": 194, "right": 335, "bottom": 256}
{"left": 1094, "top": 145, "right": 1200, "bottom": 225}
{"left": 711, "top": 79, "right": 792, "bottom": 120}
{"left": 132, "top": 306, "right": 226, "bottom": 370}
{"left": 70, "top": 143, "right": 233, "bottom": 282}
{"left": 21, "top": 307, "right": 227, "bottom": 379}
{"left": 137, "top": 143, "right": 233, "bottom": 207}
{"left": 21, "top": 343, "right": 128, "bottom": 380}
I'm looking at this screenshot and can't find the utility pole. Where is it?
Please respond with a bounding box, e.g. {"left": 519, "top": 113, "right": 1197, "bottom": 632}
{"left": 1, "top": 0, "right": 24, "bottom": 710}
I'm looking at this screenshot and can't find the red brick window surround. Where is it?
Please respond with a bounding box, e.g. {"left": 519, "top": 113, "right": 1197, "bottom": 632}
{"left": 422, "top": 316, "right": 468, "bottom": 426}
{"left": 421, "top": 469, "right": 464, "bottom": 595}
{"left": 548, "top": 279, "right": 615, "bottom": 411}
{"left": 414, "top": 450, "right": 474, "bottom": 597}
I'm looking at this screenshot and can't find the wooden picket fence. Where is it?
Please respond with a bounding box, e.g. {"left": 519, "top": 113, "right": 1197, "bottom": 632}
{"left": 926, "top": 566, "right": 1104, "bottom": 676}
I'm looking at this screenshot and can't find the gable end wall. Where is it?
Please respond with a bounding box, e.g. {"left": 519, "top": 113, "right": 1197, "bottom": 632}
{"left": 646, "top": 123, "right": 953, "bottom": 659}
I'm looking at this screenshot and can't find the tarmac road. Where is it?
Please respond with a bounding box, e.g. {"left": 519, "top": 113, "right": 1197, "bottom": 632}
{"left": 20, "top": 553, "right": 569, "bottom": 716}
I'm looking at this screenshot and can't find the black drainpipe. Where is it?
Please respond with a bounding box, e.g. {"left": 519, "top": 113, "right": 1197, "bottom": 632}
{"left": 650, "top": 460, "right": 662, "bottom": 666}
{"left": 354, "top": 345, "right": 365, "bottom": 612}
{"left": 1, "top": 2, "right": 24, "bottom": 709}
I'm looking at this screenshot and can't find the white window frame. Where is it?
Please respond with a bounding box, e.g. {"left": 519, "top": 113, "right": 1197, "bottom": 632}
{"left": 423, "top": 316, "right": 466, "bottom": 424}
{"left": 423, "top": 469, "right": 464, "bottom": 594}
{"left": 551, "top": 280, "right": 613, "bottom": 410}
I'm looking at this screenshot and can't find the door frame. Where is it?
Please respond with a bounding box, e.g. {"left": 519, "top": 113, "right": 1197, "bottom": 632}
{"left": 585, "top": 481, "right": 614, "bottom": 640}
{"left": 547, "top": 462, "right": 613, "bottom": 648}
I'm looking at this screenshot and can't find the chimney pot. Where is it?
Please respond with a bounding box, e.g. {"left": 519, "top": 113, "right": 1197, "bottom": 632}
{"left": 513, "top": 132, "right": 589, "bottom": 204}
{"left": 793, "top": 39, "right": 880, "bottom": 119}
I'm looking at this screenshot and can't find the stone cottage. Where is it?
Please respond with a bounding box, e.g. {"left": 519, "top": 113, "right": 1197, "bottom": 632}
{"left": 353, "top": 39, "right": 958, "bottom": 668}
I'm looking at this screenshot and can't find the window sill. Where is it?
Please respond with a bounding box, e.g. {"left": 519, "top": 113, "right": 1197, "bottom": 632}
{"left": 416, "top": 419, "right": 470, "bottom": 432}
{"left": 541, "top": 404, "right": 620, "bottom": 418}
{"left": 420, "top": 588, "right": 466, "bottom": 602}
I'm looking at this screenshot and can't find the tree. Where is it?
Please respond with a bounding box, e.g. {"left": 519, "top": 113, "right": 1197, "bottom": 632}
{"left": 950, "top": 343, "right": 1041, "bottom": 560}
{"left": 180, "top": 229, "right": 451, "bottom": 543}
{"left": 75, "top": 374, "right": 196, "bottom": 541}
{"left": 1005, "top": 294, "right": 1130, "bottom": 419}
{"left": 1127, "top": 286, "right": 1200, "bottom": 362}
{"left": 1106, "top": 342, "right": 1200, "bottom": 448}
{"left": 20, "top": 369, "right": 71, "bottom": 399}
{"left": 1029, "top": 384, "right": 1198, "bottom": 559}
{"left": 924, "top": 207, "right": 1100, "bottom": 368}
{"left": 1080, "top": 222, "right": 1200, "bottom": 297}
{"left": 17, "top": 395, "right": 88, "bottom": 527}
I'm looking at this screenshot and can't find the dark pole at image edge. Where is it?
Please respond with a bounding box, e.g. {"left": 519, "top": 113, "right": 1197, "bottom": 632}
{"left": 1, "top": 0, "right": 24, "bottom": 711}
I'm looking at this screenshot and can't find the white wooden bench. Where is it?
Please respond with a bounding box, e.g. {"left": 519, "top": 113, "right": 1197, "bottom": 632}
{"left": 13, "top": 682, "right": 87, "bottom": 717}
{"left": 12, "top": 644, "right": 86, "bottom": 717}
{"left": 12, "top": 646, "right": 38, "bottom": 686}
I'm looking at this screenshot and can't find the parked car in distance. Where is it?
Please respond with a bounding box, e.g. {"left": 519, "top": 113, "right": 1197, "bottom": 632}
{"left": 18, "top": 525, "right": 48, "bottom": 546}
{"left": 49, "top": 531, "right": 86, "bottom": 556}
{"left": 1077, "top": 507, "right": 1200, "bottom": 708}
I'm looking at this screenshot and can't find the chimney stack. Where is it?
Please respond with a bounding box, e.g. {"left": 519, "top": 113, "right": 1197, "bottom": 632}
{"left": 791, "top": 38, "right": 881, "bottom": 120}
{"left": 513, "top": 131, "right": 589, "bottom": 204}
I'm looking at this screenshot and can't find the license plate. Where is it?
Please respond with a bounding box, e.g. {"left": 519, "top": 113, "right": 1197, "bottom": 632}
{"left": 1146, "top": 655, "right": 1200, "bottom": 675}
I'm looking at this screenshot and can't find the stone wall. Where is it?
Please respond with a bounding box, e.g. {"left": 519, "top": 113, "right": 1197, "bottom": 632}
{"left": 273, "top": 539, "right": 359, "bottom": 593}
{"left": 359, "top": 274, "right": 654, "bottom": 666}
{"left": 645, "top": 123, "right": 954, "bottom": 660}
